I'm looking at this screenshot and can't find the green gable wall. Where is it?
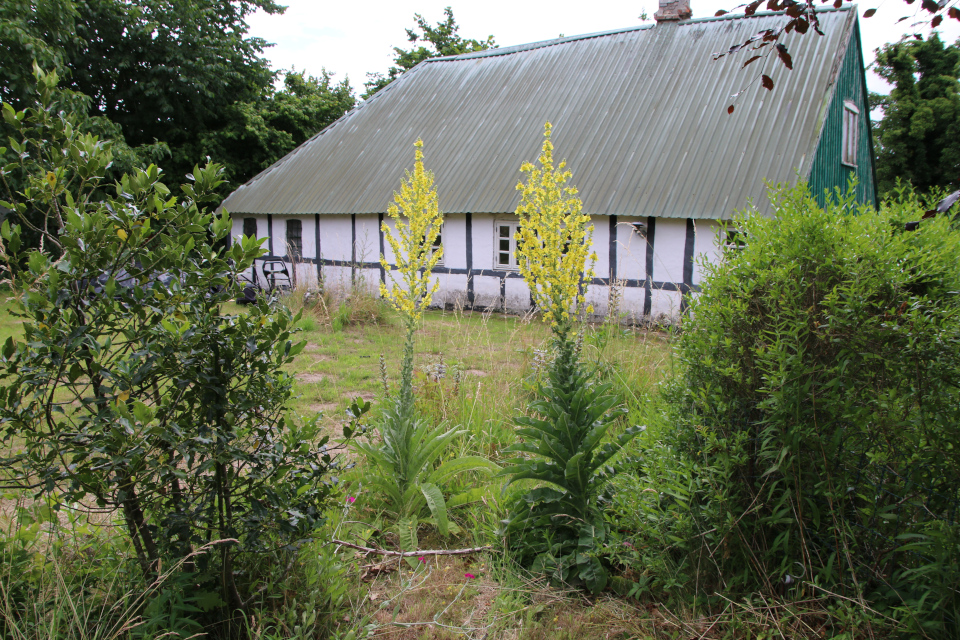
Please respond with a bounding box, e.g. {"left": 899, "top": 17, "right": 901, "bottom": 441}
{"left": 808, "top": 21, "right": 878, "bottom": 208}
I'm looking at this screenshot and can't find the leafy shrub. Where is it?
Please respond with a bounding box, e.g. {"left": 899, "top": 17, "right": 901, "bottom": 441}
{"left": 0, "top": 68, "right": 365, "bottom": 631}
{"left": 630, "top": 184, "right": 960, "bottom": 634}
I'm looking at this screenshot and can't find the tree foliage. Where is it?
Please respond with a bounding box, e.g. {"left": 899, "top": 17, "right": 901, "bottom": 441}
{"left": 66, "top": 0, "right": 285, "bottom": 189}
{"left": 363, "top": 6, "right": 496, "bottom": 99}
{"left": 1, "top": 0, "right": 355, "bottom": 211}
{"left": 0, "top": 0, "right": 78, "bottom": 108}
{"left": 715, "top": 0, "right": 960, "bottom": 113}
{"left": 871, "top": 33, "right": 960, "bottom": 197}
{"left": 200, "top": 69, "right": 356, "bottom": 186}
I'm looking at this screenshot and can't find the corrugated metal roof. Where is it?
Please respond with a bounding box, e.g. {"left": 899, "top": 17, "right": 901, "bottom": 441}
{"left": 222, "top": 7, "right": 857, "bottom": 219}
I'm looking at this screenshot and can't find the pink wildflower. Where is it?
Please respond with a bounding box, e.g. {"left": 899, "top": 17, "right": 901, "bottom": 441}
{"left": 346, "top": 496, "right": 356, "bottom": 504}
{"left": 465, "top": 573, "right": 476, "bottom": 579}
{"left": 419, "top": 556, "right": 426, "bottom": 564}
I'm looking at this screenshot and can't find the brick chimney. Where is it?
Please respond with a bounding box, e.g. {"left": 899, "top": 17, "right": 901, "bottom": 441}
{"left": 654, "top": 0, "right": 692, "bottom": 22}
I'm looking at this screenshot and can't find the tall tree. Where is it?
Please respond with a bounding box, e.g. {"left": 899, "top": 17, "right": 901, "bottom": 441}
{"left": 200, "top": 69, "right": 356, "bottom": 187}
{"left": 66, "top": 0, "right": 286, "bottom": 182}
{"left": 363, "top": 6, "right": 496, "bottom": 99}
{"left": 0, "top": 0, "right": 78, "bottom": 108}
{"left": 871, "top": 34, "right": 960, "bottom": 196}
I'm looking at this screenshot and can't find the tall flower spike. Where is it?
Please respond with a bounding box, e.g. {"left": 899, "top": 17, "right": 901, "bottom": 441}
{"left": 380, "top": 139, "right": 444, "bottom": 325}
{"left": 514, "top": 122, "right": 596, "bottom": 329}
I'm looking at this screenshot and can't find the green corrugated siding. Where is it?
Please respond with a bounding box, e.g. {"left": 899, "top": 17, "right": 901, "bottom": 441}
{"left": 808, "top": 22, "right": 878, "bottom": 208}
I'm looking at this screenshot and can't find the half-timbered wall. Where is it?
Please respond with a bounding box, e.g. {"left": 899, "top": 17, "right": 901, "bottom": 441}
{"left": 231, "top": 212, "right": 725, "bottom": 322}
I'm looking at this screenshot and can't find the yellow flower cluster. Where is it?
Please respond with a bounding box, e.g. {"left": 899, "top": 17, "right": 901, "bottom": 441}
{"left": 380, "top": 139, "right": 444, "bottom": 324}
{"left": 514, "top": 122, "right": 596, "bottom": 327}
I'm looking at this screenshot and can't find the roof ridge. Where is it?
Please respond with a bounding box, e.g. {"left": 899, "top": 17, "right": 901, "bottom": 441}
{"left": 424, "top": 4, "right": 855, "bottom": 63}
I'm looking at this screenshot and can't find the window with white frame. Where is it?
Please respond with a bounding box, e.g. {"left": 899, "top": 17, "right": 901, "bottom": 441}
{"left": 495, "top": 221, "right": 519, "bottom": 269}
{"left": 842, "top": 101, "right": 859, "bottom": 167}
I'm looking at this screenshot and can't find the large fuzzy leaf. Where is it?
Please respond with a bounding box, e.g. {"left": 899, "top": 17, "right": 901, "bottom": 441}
{"left": 398, "top": 516, "right": 418, "bottom": 554}
{"left": 447, "top": 486, "right": 488, "bottom": 509}
{"left": 430, "top": 455, "right": 500, "bottom": 485}
{"left": 420, "top": 482, "right": 448, "bottom": 536}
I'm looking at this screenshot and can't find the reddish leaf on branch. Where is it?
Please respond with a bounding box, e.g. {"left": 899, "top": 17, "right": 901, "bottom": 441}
{"left": 932, "top": 15, "right": 943, "bottom": 27}
{"left": 921, "top": 0, "right": 939, "bottom": 13}
{"left": 743, "top": 55, "right": 762, "bottom": 68}
{"left": 795, "top": 17, "right": 809, "bottom": 33}
{"left": 863, "top": 8, "right": 877, "bottom": 17}
{"left": 776, "top": 43, "right": 794, "bottom": 70}
{"left": 833, "top": 0, "right": 842, "bottom": 8}
{"left": 950, "top": 7, "right": 960, "bottom": 20}
{"left": 762, "top": 75, "right": 775, "bottom": 90}
{"left": 715, "top": 10, "right": 728, "bottom": 16}
{"left": 728, "top": 105, "right": 736, "bottom": 114}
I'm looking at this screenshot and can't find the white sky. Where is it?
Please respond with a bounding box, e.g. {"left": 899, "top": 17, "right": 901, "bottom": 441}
{"left": 246, "top": 1, "right": 960, "bottom": 99}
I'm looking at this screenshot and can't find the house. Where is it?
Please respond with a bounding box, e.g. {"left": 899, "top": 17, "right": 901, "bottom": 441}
{"left": 221, "top": 1, "right": 876, "bottom": 320}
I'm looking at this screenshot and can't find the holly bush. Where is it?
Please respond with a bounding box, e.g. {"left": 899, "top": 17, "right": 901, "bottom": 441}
{"left": 0, "top": 68, "right": 362, "bottom": 630}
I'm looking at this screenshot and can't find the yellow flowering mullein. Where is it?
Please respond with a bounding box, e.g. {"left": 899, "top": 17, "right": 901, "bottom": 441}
{"left": 514, "top": 122, "right": 596, "bottom": 329}
{"left": 380, "top": 139, "right": 444, "bottom": 326}
{"left": 503, "top": 126, "right": 638, "bottom": 593}
{"left": 380, "top": 138, "right": 444, "bottom": 410}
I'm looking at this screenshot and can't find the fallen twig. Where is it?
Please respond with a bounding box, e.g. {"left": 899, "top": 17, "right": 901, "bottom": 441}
{"left": 330, "top": 540, "right": 494, "bottom": 558}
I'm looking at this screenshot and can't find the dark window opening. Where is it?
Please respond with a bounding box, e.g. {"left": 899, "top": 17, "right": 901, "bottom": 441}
{"left": 287, "top": 219, "right": 303, "bottom": 261}
{"left": 243, "top": 217, "right": 257, "bottom": 239}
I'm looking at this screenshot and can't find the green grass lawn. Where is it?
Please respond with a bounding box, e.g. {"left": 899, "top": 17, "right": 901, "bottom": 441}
{"left": 278, "top": 300, "right": 671, "bottom": 457}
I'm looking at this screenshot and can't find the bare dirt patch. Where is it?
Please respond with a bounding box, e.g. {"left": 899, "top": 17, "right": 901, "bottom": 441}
{"left": 463, "top": 369, "right": 488, "bottom": 377}
{"left": 297, "top": 373, "right": 325, "bottom": 384}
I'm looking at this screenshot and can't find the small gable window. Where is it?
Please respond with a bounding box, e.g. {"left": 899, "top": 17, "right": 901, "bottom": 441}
{"left": 842, "top": 101, "right": 859, "bottom": 167}
{"left": 243, "top": 217, "right": 257, "bottom": 239}
{"left": 286, "top": 219, "right": 302, "bottom": 260}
